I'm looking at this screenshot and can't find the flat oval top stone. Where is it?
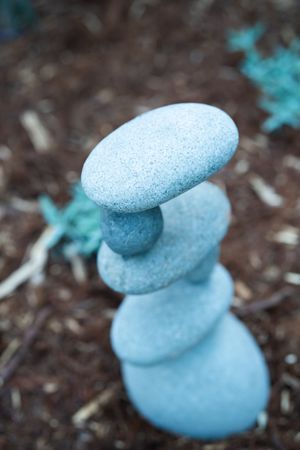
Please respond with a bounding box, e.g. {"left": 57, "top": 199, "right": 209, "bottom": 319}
{"left": 98, "top": 182, "right": 230, "bottom": 294}
{"left": 111, "top": 264, "right": 233, "bottom": 366}
{"left": 81, "top": 103, "right": 238, "bottom": 213}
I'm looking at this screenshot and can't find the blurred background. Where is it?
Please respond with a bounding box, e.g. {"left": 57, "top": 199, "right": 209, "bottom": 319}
{"left": 0, "top": 1, "right": 299, "bottom": 449}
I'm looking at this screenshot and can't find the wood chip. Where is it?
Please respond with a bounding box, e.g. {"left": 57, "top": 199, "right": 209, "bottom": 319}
{"left": 257, "top": 410, "right": 268, "bottom": 430}
{"left": 0, "top": 338, "right": 20, "bottom": 369}
{"left": 280, "top": 389, "right": 291, "bottom": 414}
{"left": 82, "top": 12, "right": 103, "bottom": 34}
{"left": 102, "top": 308, "right": 116, "bottom": 320}
{"left": 11, "top": 388, "right": 22, "bottom": 410}
{"left": 0, "top": 145, "right": 12, "bottom": 160}
{"left": 263, "top": 265, "right": 280, "bottom": 281}
{"left": 282, "top": 372, "right": 300, "bottom": 391}
{"left": 203, "top": 444, "right": 226, "bottom": 450}
{"left": 72, "top": 388, "right": 115, "bottom": 426}
{"left": 235, "top": 280, "right": 252, "bottom": 301}
{"left": 10, "top": 197, "right": 39, "bottom": 213}
{"left": 249, "top": 251, "right": 262, "bottom": 270}
{"left": 65, "top": 318, "right": 83, "bottom": 335}
{"left": 240, "top": 135, "right": 268, "bottom": 152}
{"left": 89, "top": 421, "right": 111, "bottom": 438}
{"left": 285, "top": 354, "right": 298, "bottom": 365}
{"left": 250, "top": 175, "right": 284, "bottom": 207}
{"left": 20, "top": 110, "right": 52, "bottom": 153}
{"left": 283, "top": 155, "right": 300, "bottom": 172}
{"left": 284, "top": 272, "right": 300, "bottom": 285}
{"left": 68, "top": 252, "right": 87, "bottom": 284}
{"left": 43, "top": 382, "right": 59, "bottom": 394}
{"left": 234, "top": 159, "right": 249, "bottom": 174}
{"left": 269, "top": 226, "right": 299, "bottom": 246}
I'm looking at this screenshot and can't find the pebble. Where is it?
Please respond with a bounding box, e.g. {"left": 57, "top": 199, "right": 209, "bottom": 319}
{"left": 111, "top": 265, "right": 233, "bottom": 365}
{"left": 186, "top": 246, "right": 220, "bottom": 283}
{"left": 98, "top": 182, "right": 230, "bottom": 294}
{"left": 81, "top": 103, "right": 238, "bottom": 213}
{"left": 81, "top": 102, "right": 270, "bottom": 440}
{"left": 122, "top": 313, "right": 270, "bottom": 439}
{"left": 101, "top": 206, "right": 163, "bottom": 256}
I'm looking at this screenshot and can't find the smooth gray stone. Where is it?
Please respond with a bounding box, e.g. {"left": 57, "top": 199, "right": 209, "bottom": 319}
{"left": 101, "top": 206, "right": 163, "bottom": 256}
{"left": 98, "top": 182, "right": 230, "bottom": 294}
{"left": 122, "top": 313, "right": 269, "bottom": 439}
{"left": 186, "top": 245, "right": 220, "bottom": 283}
{"left": 81, "top": 103, "right": 238, "bottom": 213}
{"left": 111, "top": 265, "right": 233, "bottom": 366}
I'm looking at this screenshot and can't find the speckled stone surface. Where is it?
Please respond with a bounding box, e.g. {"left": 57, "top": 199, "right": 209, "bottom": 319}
{"left": 111, "top": 264, "right": 233, "bottom": 366}
{"left": 81, "top": 103, "right": 270, "bottom": 440}
{"left": 81, "top": 103, "right": 239, "bottom": 213}
{"left": 186, "top": 245, "right": 220, "bottom": 283}
{"left": 101, "top": 206, "right": 163, "bottom": 256}
{"left": 122, "top": 313, "right": 270, "bottom": 440}
{"left": 98, "top": 182, "right": 230, "bottom": 294}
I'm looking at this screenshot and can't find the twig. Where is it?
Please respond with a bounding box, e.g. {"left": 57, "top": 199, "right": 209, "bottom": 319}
{"left": 235, "top": 287, "right": 293, "bottom": 316}
{"left": 250, "top": 175, "right": 284, "bottom": 207}
{"left": 65, "top": 248, "right": 87, "bottom": 284}
{"left": 0, "top": 339, "right": 20, "bottom": 369}
{"left": 0, "top": 226, "right": 55, "bottom": 300}
{"left": 282, "top": 372, "right": 300, "bottom": 391}
{"left": 0, "top": 306, "right": 52, "bottom": 386}
{"left": 72, "top": 386, "right": 116, "bottom": 426}
{"left": 20, "top": 110, "right": 52, "bottom": 153}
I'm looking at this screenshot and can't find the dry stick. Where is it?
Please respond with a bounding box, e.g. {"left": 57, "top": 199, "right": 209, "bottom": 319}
{"left": 0, "top": 306, "right": 52, "bottom": 386}
{"left": 235, "top": 287, "right": 293, "bottom": 316}
{"left": 0, "top": 226, "right": 55, "bottom": 300}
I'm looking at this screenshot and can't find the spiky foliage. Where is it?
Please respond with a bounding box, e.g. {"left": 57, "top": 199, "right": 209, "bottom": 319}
{"left": 228, "top": 24, "right": 300, "bottom": 132}
{"left": 39, "top": 183, "right": 102, "bottom": 258}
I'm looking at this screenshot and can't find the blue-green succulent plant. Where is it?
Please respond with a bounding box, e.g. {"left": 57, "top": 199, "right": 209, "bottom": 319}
{"left": 228, "top": 24, "right": 300, "bottom": 131}
{"left": 39, "top": 183, "right": 101, "bottom": 258}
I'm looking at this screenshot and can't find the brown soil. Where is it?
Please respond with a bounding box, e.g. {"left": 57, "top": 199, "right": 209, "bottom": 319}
{"left": 0, "top": 1, "right": 299, "bottom": 449}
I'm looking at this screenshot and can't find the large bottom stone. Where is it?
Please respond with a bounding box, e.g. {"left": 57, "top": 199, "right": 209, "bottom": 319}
{"left": 122, "top": 313, "right": 269, "bottom": 440}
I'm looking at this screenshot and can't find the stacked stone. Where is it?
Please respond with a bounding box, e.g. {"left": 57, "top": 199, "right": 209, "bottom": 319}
{"left": 81, "top": 103, "right": 269, "bottom": 440}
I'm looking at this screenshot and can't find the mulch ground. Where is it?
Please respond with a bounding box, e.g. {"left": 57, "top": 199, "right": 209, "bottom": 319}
{"left": 0, "top": 1, "right": 300, "bottom": 449}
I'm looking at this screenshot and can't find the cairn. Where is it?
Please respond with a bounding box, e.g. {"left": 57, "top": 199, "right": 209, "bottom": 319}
{"left": 81, "top": 103, "right": 269, "bottom": 439}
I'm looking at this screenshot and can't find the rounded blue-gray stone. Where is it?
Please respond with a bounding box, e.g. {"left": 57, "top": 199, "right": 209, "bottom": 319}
{"left": 122, "top": 313, "right": 269, "bottom": 439}
{"left": 101, "top": 207, "right": 163, "bottom": 256}
{"left": 111, "top": 265, "right": 233, "bottom": 366}
{"left": 81, "top": 103, "right": 238, "bottom": 213}
{"left": 98, "top": 182, "right": 231, "bottom": 294}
